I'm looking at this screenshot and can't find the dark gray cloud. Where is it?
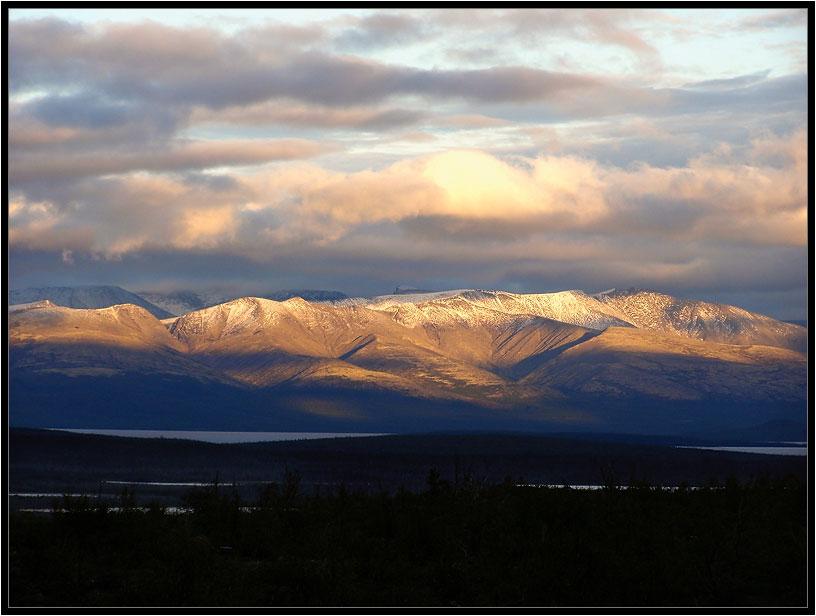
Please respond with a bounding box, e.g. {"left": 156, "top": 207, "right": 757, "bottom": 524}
{"left": 29, "top": 92, "right": 135, "bottom": 128}
{"left": 405, "top": 66, "right": 602, "bottom": 104}
{"left": 192, "top": 104, "right": 427, "bottom": 131}
{"left": 477, "top": 72, "right": 806, "bottom": 146}
{"left": 10, "top": 138, "right": 333, "bottom": 184}
{"left": 683, "top": 70, "right": 772, "bottom": 91}
{"left": 9, "top": 17, "right": 805, "bottom": 155}
{"left": 662, "top": 74, "right": 807, "bottom": 117}
{"left": 9, "top": 18, "right": 607, "bottom": 109}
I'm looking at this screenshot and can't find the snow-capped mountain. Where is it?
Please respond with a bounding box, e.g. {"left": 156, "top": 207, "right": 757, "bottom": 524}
{"left": 331, "top": 288, "right": 804, "bottom": 352}
{"left": 9, "top": 286, "right": 807, "bottom": 435}
{"left": 9, "top": 285, "right": 174, "bottom": 319}
{"left": 165, "top": 296, "right": 592, "bottom": 401}
{"left": 163, "top": 294, "right": 804, "bottom": 402}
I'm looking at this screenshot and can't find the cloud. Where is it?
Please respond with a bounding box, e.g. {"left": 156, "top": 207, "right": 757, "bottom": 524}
{"left": 683, "top": 70, "right": 772, "bottom": 91}
{"left": 503, "top": 8, "right": 660, "bottom": 56}
{"left": 29, "top": 92, "right": 138, "bottom": 128}
{"left": 434, "top": 115, "right": 508, "bottom": 129}
{"left": 10, "top": 138, "right": 334, "bottom": 184}
{"left": 189, "top": 102, "right": 426, "bottom": 131}
{"left": 738, "top": 9, "right": 808, "bottom": 31}
{"left": 9, "top": 18, "right": 611, "bottom": 110}
{"left": 10, "top": 132, "right": 806, "bottom": 262}
{"left": 335, "top": 12, "right": 427, "bottom": 49}
{"left": 9, "top": 104, "right": 179, "bottom": 153}
{"left": 9, "top": 14, "right": 805, "bottom": 172}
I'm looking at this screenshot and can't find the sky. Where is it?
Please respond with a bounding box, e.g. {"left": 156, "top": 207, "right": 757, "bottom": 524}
{"left": 6, "top": 8, "right": 810, "bottom": 319}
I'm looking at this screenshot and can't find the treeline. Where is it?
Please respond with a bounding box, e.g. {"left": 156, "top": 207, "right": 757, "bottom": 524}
{"left": 10, "top": 429, "right": 808, "bottom": 499}
{"left": 9, "top": 472, "right": 807, "bottom": 607}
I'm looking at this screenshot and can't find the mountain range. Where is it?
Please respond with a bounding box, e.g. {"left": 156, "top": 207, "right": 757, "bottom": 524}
{"left": 8, "top": 286, "right": 808, "bottom": 438}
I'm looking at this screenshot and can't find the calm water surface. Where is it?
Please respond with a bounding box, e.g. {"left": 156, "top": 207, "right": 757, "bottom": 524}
{"left": 55, "top": 429, "right": 389, "bottom": 443}
{"left": 677, "top": 446, "right": 807, "bottom": 456}
{"left": 53, "top": 430, "right": 808, "bottom": 453}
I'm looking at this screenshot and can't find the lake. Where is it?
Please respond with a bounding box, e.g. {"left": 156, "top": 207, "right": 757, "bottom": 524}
{"left": 50, "top": 430, "right": 809, "bottom": 454}
{"left": 52, "top": 429, "right": 389, "bottom": 443}
{"left": 677, "top": 445, "right": 807, "bottom": 456}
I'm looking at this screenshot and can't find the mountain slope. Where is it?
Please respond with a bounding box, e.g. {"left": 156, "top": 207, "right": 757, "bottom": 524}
{"left": 335, "top": 287, "right": 805, "bottom": 353}
{"left": 166, "top": 297, "right": 576, "bottom": 403}
{"left": 9, "top": 301, "right": 232, "bottom": 383}
{"left": 9, "top": 285, "right": 174, "bottom": 319}
{"left": 522, "top": 326, "right": 806, "bottom": 402}
{"left": 595, "top": 288, "right": 807, "bottom": 353}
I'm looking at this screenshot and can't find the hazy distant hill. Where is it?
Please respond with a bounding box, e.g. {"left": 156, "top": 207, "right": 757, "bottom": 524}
{"left": 138, "top": 289, "right": 348, "bottom": 316}
{"left": 9, "top": 285, "right": 174, "bottom": 319}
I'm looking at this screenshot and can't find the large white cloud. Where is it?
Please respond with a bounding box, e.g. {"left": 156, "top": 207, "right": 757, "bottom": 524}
{"left": 10, "top": 132, "right": 806, "bottom": 260}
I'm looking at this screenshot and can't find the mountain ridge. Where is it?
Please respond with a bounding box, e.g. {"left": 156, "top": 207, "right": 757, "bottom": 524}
{"left": 9, "top": 289, "right": 806, "bottom": 435}
{"left": 10, "top": 284, "right": 804, "bottom": 355}
{"left": 328, "top": 287, "right": 805, "bottom": 353}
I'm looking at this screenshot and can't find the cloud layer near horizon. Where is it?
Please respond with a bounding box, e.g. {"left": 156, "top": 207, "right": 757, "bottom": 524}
{"left": 8, "top": 9, "right": 809, "bottom": 318}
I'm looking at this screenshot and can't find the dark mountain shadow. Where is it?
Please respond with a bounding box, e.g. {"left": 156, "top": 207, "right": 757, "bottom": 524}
{"left": 9, "top": 330, "right": 807, "bottom": 437}
{"left": 499, "top": 329, "right": 603, "bottom": 380}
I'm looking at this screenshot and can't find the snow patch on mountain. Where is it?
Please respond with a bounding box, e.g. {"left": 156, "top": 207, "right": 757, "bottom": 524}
{"left": 595, "top": 288, "right": 806, "bottom": 353}
{"left": 333, "top": 289, "right": 473, "bottom": 309}
{"left": 332, "top": 289, "right": 633, "bottom": 331}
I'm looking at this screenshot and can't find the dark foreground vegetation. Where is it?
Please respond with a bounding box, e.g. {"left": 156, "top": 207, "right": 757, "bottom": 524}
{"left": 9, "top": 473, "right": 807, "bottom": 607}
{"left": 9, "top": 429, "right": 809, "bottom": 606}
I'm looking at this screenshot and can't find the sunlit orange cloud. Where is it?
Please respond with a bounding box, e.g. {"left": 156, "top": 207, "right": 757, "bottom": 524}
{"left": 246, "top": 150, "right": 610, "bottom": 240}
{"left": 243, "top": 138, "right": 805, "bottom": 247}
{"left": 8, "top": 132, "right": 807, "bottom": 259}
{"left": 175, "top": 206, "right": 239, "bottom": 248}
